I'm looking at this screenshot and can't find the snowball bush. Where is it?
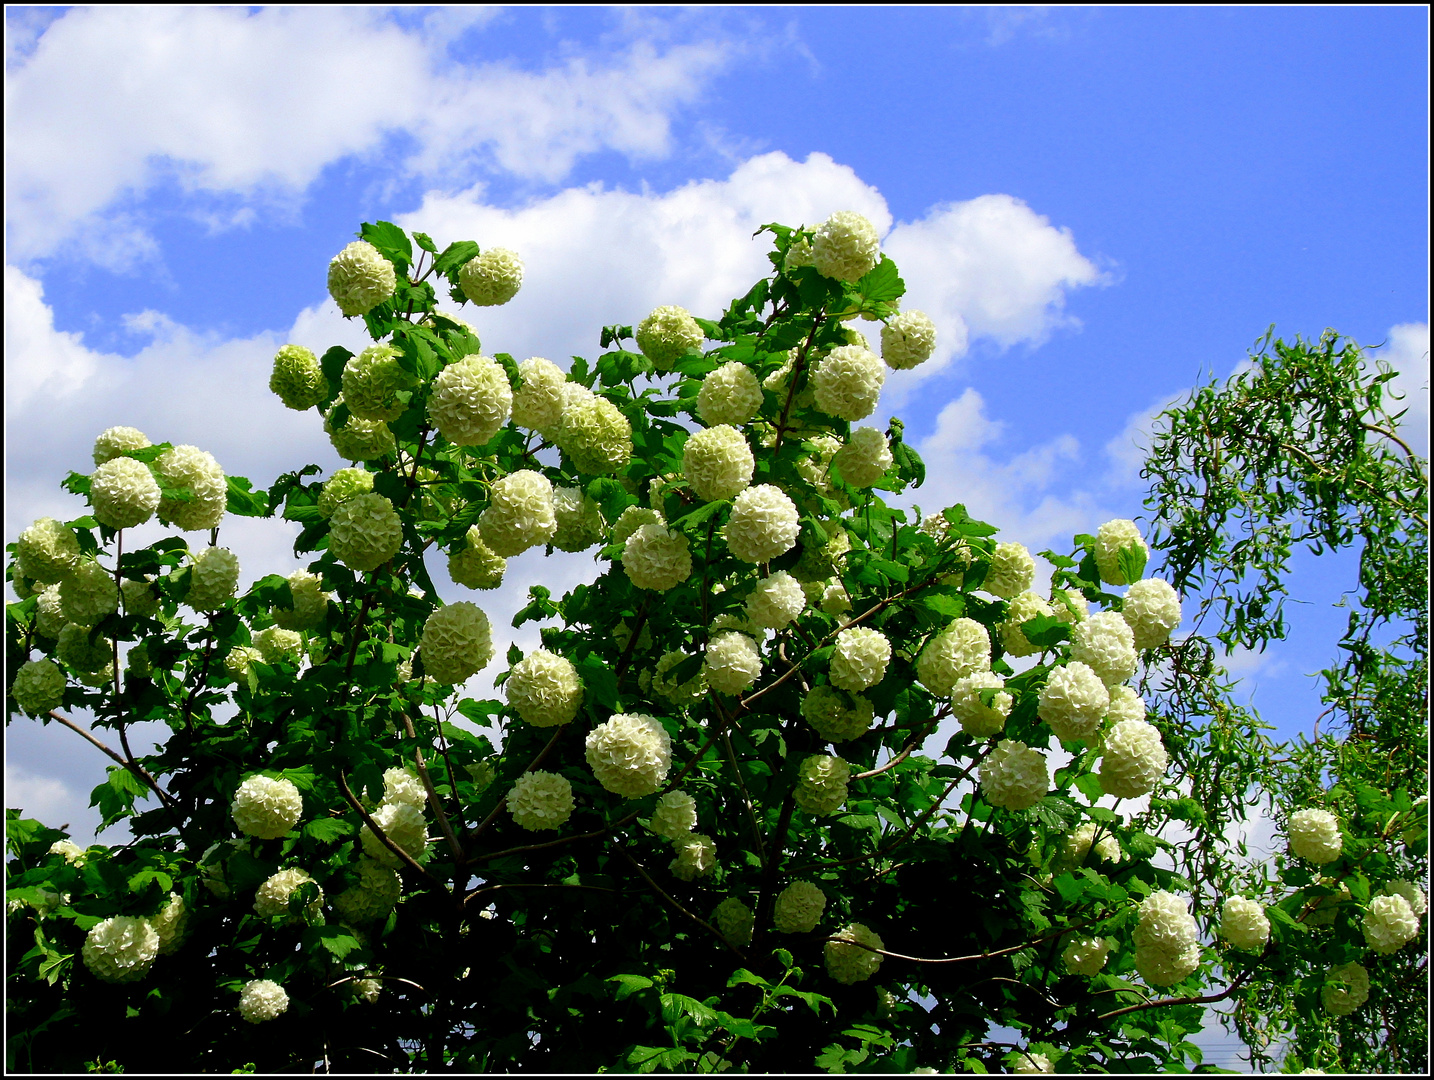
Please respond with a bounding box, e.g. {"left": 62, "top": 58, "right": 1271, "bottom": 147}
{"left": 1038, "top": 661, "right": 1110, "bottom": 743}
{"left": 795, "top": 754, "right": 850, "bottom": 815}
{"left": 812, "top": 211, "right": 881, "bottom": 282}
{"left": 950, "top": 671, "right": 1012, "bottom": 739}
{"left": 880, "top": 310, "right": 937, "bottom": 370}
{"left": 622, "top": 523, "right": 693, "bottom": 592}
{"left": 745, "top": 570, "right": 806, "bottom": 629}
{"left": 511, "top": 357, "right": 567, "bottom": 431}
{"left": 1363, "top": 893, "right": 1419, "bottom": 954}
{"left": 829, "top": 627, "right": 891, "bottom": 692}
{"left": 186, "top": 547, "right": 240, "bottom": 612}
{"left": 254, "top": 867, "right": 322, "bottom": 922}
{"left": 328, "top": 240, "right": 396, "bottom": 316}
{"left": 585, "top": 713, "right": 672, "bottom": 798}
{"left": 237, "top": 979, "right": 290, "bottom": 1024}
{"left": 1063, "top": 936, "right": 1110, "bottom": 977}
{"left": 636, "top": 305, "right": 705, "bottom": 368}
{"left": 419, "top": 602, "right": 494, "bottom": 685}
{"left": 508, "top": 771, "right": 575, "bottom": 832}
{"left": 1098, "top": 719, "right": 1168, "bottom": 799}
{"left": 725, "top": 485, "right": 800, "bottom": 563}
{"left": 506, "top": 648, "right": 584, "bottom": 727}
{"left": 802, "top": 684, "right": 875, "bottom": 743}
{"left": 90, "top": 456, "right": 161, "bottom": 530}
{"left": 979, "top": 740, "right": 1049, "bottom": 811}
{"left": 704, "top": 631, "right": 763, "bottom": 696}
{"left": 915, "top": 618, "right": 989, "bottom": 696}
{"left": 459, "top": 247, "right": 524, "bottom": 306}
{"left": 999, "top": 592, "right": 1054, "bottom": 658}
{"left": 774, "top": 880, "right": 827, "bottom": 933}
{"left": 683, "top": 424, "right": 754, "bottom": 502}
{"left": 1288, "top": 808, "right": 1343, "bottom": 865}
{"left": 449, "top": 525, "right": 506, "bottom": 590}
{"left": 1220, "top": 896, "right": 1271, "bottom": 952}
{"left": 231, "top": 775, "right": 303, "bottom": 839}
{"left": 1093, "top": 518, "right": 1149, "bottom": 586}
{"left": 670, "top": 833, "right": 717, "bottom": 881}
{"left": 329, "top": 493, "right": 404, "bottom": 573}
{"left": 269, "top": 344, "right": 328, "bottom": 410}
{"left": 824, "top": 922, "right": 885, "bottom": 984}
{"left": 1069, "top": 611, "right": 1138, "bottom": 687}
{"left": 1133, "top": 890, "right": 1200, "bottom": 987}
{"left": 983, "top": 541, "right": 1035, "bottom": 600}
{"left": 361, "top": 801, "right": 429, "bottom": 867}
{"left": 812, "top": 344, "right": 885, "bottom": 421}
{"left": 479, "top": 470, "right": 557, "bottom": 557}
{"left": 1122, "top": 577, "right": 1183, "bottom": 650}
{"left": 649, "top": 790, "right": 698, "bottom": 839}
{"left": 697, "top": 362, "right": 763, "bottom": 427}
{"left": 713, "top": 897, "right": 754, "bottom": 947}
{"left": 1321, "top": 961, "right": 1369, "bottom": 1016}
{"left": 429, "top": 354, "right": 513, "bottom": 447}
{"left": 82, "top": 915, "right": 159, "bottom": 984}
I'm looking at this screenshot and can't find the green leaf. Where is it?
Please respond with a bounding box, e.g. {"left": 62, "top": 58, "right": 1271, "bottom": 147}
{"left": 433, "top": 240, "right": 481, "bottom": 279}
{"left": 607, "top": 973, "right": 655, "bottom": 1001}
{"left": 226, "top": 476, "right": 270, "bottom": 518}
{"left": 303, "top": 817, "right": 355, "bottom": 843}
{"left": 359, "top": 220, "right": 413, "bottom": 271}
{"left": 413, "top": 232, "right": 438, "bottom": 254}
{"left": 577, "top": 654, "right": 620, "bottom": 711}
{"left": 856, "top": 256, "right": 905, "bottom": 304}
{"left": 1117, "top": 542, "right": 1148, "bottom": 586}
{"left": 311, "top": 923, "right": 363, "bottom": 961}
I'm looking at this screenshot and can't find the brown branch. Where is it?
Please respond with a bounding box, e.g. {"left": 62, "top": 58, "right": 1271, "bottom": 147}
{"left": 465, "top": 723, "right": 567, "bottom": 844}
{"left": 618, "top": 847, "right": 747, "bottom": 960}
{"left": 470, "top": 808, "right": 644, "bottom": 864}
{"left": 822, "top": 920, "right": 1094, "bottom": 966}
{"left": 614, "top": 596, "right": 651, "bottom": 683}
{"left": 853, "top": 710, "right": 947, "bottom": 780}
{"left": 401, "top": 712, "right": 464, "bottom": 862}
{"left": 771, "top": 311, "right": 825, "bottom": 454}
{"left": 337, "top": 771, "right": 450, "bottom": 897}
{"left": 47, "top": 710, "right": 180, "bottom": 811}
{"left": 1096, "top": 968, "right": 1254, "bottom": 1021}
{"left": 711, "top": 694, "right": 766, "bottom": 867}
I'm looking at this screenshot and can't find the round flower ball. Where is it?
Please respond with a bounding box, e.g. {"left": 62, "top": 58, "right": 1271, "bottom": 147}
{"left": 622, "top": 523, "right": 692, "bottom": 592}
{"left": 82, "top": 915, "right": 159, "bottom": 984}
{"left": 251, "top": 626, "right": 302, "bottom": 666}
{"left": 1105, "top": 684, "right": 1146, "bottom": 726}
{"left": 185, "top": 546, "right": 240, "bottom": 612}
{"left": 11, "top": 659, "right": 66, "bottom": 717}
{"left": 154, "top": 445, "right": 228, "bottom": 531}
{"left": 812, "top": 344, "right": 885, "bottom": 421}
{"left": 1133, "top": 891, "right": 1201, "bottom": 988}
{"left": 649, "top": 789, "right": 698, "bottom": 840}
{"left": 1093, "top": 519, "right": 1150, "bottom": 586}
{"left": 1070, "top": 611, "right": 1138, "bottom": 688}
{"left": 479, "top": 470, "right": 557, "bottom": 557}
{"left": 746, "top": 570, "right": 805, "bottom": 629}
{"left": 232, "top": 775, "right": 303, "bottom": 839}
{"left": 612, "top": 505, "right": 663, "bottom": 548}
{"left": 270, "top": 344, "right": 328, "bottom": 411}
{"left": 93, "top": 425, "right": 151, "bottom": 466}
{"left": 1098, "top": 719, "right": 1168, "bottom": 799}
{"left": 33, "top": 584, "right": 65, "bottom": 638}
{"left": 812, "top": 211, "right": 881, "bottom": 283}
{"left": 1061, "top": 822, "right": 1121, "bottom": 867}
{"left": 90, "top": 456, "right": 161, "bottom": 530}
{"left": 557, "top": 388, "right": 634, "bottom": 476}
{"left": 1220, "top": 896, "right": 1270, "bottom": 952}
{"left": 382, "top": 766, "right": 427, "bottom": 809}
{"left": 1051, "top": 587, "right": 1089, "bottom": 624}
{"left": 1122, "top": 577, "right": 1183, "bottom": 651}
{"left": 459, "top": 247, "right": 524, "bottom": 307}
{"left": 360, "top": 801, "right": 428, "bottom": 867}
{"left": 272, "top": 569, "right": 330, "bottom": 631}
{"left": 951, "top": 671, "right": 1012, "bottom": 739}
{"left": 16, "top": 518, "right": 83, "bottom": 585}
{"left": 1012, "top": 1051, "right": 1056, "bottom": 1074}
{"left": 506, "top": 648, "right": 584, "bottom": 728}
{"left": 636, "top": 305, "right": 704, "bottom": 369}
{"left": 999, "top": 592, "right": 1054, "bottom": 658}
{"left": 332, "top": 856, "right": 402, "bottom": 925}
{"left": 795, "top": 754, "right": 850, "bottom": 815}
{"left": 59, "top": 559, "right": 119, "bottom": 628}
{"left": 830, "top": 627, "right": 891, "bottom": 692}
{"left": 980, "top": 740, "right": 1049, "bottom": 811}
{"left": 1038, "top": 661, "right": 1110, "bottom": 743}
{"left": 824, "top": 922, "right": 885, "bottom": 984}
{"left": 698, "top": 362, "right": 763, "bottom": 427}
{"left": 551, "top": 487, "right": 604, "bottom": 553}
{"left": 1063, "top": 936, "right": 1110, "bottom": 977}
{"left": 449, "top": 525, "right": 506, "bottom": 590}
{"left": 328, "top": 240, "right": 396, "bottom": 317}
{"left": 429, "top": 354, "right": 512, "bottom": 447}
{"left": 833, "top": 427, "right": 893, "bottom": 488}
{"left": 1288, "top": 808, "right": 1343, "bottom": 865}
{"left": 713, "top": 897, "right": 755, "bottom": 948}
{"left": 151, "top": 893, "right": 188, "bottom": 955}
{"left": 419, "top": 602, "right": 493, "bottom": 685}
{"left": 651, "top": 650, "right": 707, "bottom": 707}
{"left": 238, "top": 978, "right": 290, "bottom": 1024}
{"left": 880, "top": 310, "right": 938, "bottom": 370}
{"left": 726, "top": 484, "right": 800, "bottom": 563}
{"left": 324, "top": 398, "right": 396, "bottom": 462}
{"left": 1321, "top": 961, "right": 1369, "bottom": 1016}
{"left": 984, "top": 541, "right": 1036, "bottom": 600}
{"left": 670, "top": 833, "right": 717, "bottom": 882}
{"left": 57, "top": 624, "right": 113, "bottom": 673}
{"left": 225, "top": 645, "right": 263, "bottom": 684}
{"left": 802, "top": 684, "right": 875, "bottom": 743}
{"left": 683, "top": 425, "right": 754, "bottom": 503}
{"left": 586, "top": 713, "right": 672, "bottom": 798}
{"left": 1380, "top": 879, "right": 1428, "bottom": 918}
{"left": 507, "top": 770, "right": 576, "bottom": 832}
{"left": 511, "top": 357, "right": 567, "bottom": 431}
{"left": 704, "top": 631, "right": 762, "bottom": 696}
{"left": 774, "top": 880, "right": 827, "bottom": 934}
{"left": 1363, "top": 893, "right": 1419, "bottom": 954}
{"left": 329, "top": 492, "right": 403, "bottom": 573}
{"left": 916, "top": 618, "right": 990, "bottom": 696}
{"left": 341, "top": 345, "right": 408, "bottom": 422}
{"left": 317, "top": 468, "right": 374, "bottom": 519}
{"left": 254, "top": 867, "right": 323, "bottom": 922}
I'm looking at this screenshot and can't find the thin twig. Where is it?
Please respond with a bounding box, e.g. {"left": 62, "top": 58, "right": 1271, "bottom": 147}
{"left": 401, "top": 712, "right": 464, "bottom": 862}
{"left": 465, "top": 724, "right": 566, "bottom": 844}
{"left": 337, "top": 771, "right": 450, "bottom": 897}
{"left": 618, "top": 847, "right": 747, "bottom": 960}
{"left": 47, "top": 711, "right": 180, "bottom": 810}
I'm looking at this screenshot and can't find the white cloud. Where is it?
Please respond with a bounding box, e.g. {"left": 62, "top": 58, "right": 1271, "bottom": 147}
{"left": 5, "top": 7, "right": 736, "bottom": 264}
{"left": 1376, "top": 321, "right": 1429, "bottom": 458}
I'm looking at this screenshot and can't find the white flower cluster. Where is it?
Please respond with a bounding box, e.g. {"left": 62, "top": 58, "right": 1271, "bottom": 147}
{"left": 812, "top": 212, "right": 881, "bottom": 282}
{"left": 429, "top": 354, "right": 512, "bottom": 447}
{"left": 587, "top": 713, "right": 672, "bottom": 797}
{"left": 832, "top": 427, "right": 893, "bottom": 488}
{"left": 880, "top": 310, "right": 937, "bottom": 370}
{"left": 448, "top": 526, "right": 506, "bottom": 591}
{"left": 820, "top": 580, "right": 852, "bottom": 614}
{"left": 552, "top": 384, "right": 633, "bottom": 475}
{"left": 649, "top": 789, "right": 698, "bottom": 839}
{"left": 93, "top": 426, "right": 152, "bottom": 466}
{"left": 270, "top": 344, "right": 328, "bottom": 410}
{"left": 50, "top": 839, "right": 86, "bottom": 865}
{"left": 82, "top": 915, "right": 159, "bottom": 983}
{"left": 511, "top": 357, "right": 566, "bottom": 431}
{"left": 57, "top": 624, "right": 110, "bottom": 673}
{"left": 1098, "top": 719, "right": 1168, "bottom": 799}
{"left": 329, "top": 492, "right": 403, "bottom": 573}
{"left": 551, "top": 487, "right": 604, "bottom": 552}
{"left": 252, "top": 626, "right": 302, "bottom": 665}
{"left": 254, "top": 867, "right": 322, "bottom": 922}
{"left": 999, "top": 592, "right": 1054, "bottom": 658}
{"left": 1093, "top": 519, "right": 1149, "bottom": 586}
{"left": 745, "top": 571, "right": 805, "bottom": 629}
{"left": 480, "top": 470, "right": 557, "bottom": 556}
{"left": 90, "top": 456, "right": 161, "bottom": 530}
{"left": 623, "top": 523, "right": 692, "bottom": 592}
{"left": 333, "top": 856, "right": 402, "bottom": 925}
{"left": 1012, "top": 1051, "right": 1056, "bottom": 1074}
{"left": 1070, "top": 611, "right": 1138, "bottom": 687}
{"left": 774, "top": 880, "right": 827, "bottom": 933}
{"left": 1133, "top": 890, "right": 1201, "bottom": 987}
{"left": 508, "top": 770, "right": 575, "bottom": 831}
{"left": 11, "top": 659, "right": 66, "bottom": 716}
{"left": 419, "top": 602, "right": 493, "bottom": 685}
{"left": 980, "top": 740, "right": 1049, "bottom": 811}
{"left": 16, "top": 518, "right": 83, "bottom": 586}
{"left": 950, "top": 671, "right": 1011, "bottom": 739}
{"left": 459, "top": 247, "right": 524, "bottom": 306}
{"left": 830, "top": 627, "right": 891, "bottom": 692}
{"left": 361, "top": 801, "right": 429, "bottom": 867}
{"left": 651, "top": 650, "right": 707, "bottom": 707}
{"left": 916, "top": 618, "right": 989, "bottom": 696}
{"left": 34, "top": 584, "right": 66, "bottom": 637}
{"left": 381, "top": 766, "right": 427, "bottom": 809}
{"left": 813, "top": 344, "right": 885, "bottom": 421}
{"left": 1219, "top": 896, "right": 1270, "bottom": 952}
{"left": 1051, "top": 587, "right": 1089, "bottom": 624}
{"left": 153, "top": 445, "right": 228, "bottom": 531}
{"left": 792, "top": 523, "right": 850, "bottom": 582}
{"left": 670, "top": 833, "right": 717, "bottom": 881}
{"left": 1363, "top": 893, "right": 1420, "bottom": 954}
{"left": 683, "top": 424, "right": 754, "bottom": 502}
{"left": 60, "top": 559, "right": 119, "bottom": 627}
{"left": 1381, "top": 879, "right": 1427, "bottom": 917}
{"left": 1038, "top": 662, "right": 1109, "bottom": 743}
{"left": 506, "top": 648, "right": 584, "bottom": 728}
{"left": 225, "top": 646, "right": 263, "bottom": 684}
{"left": 1062, "top": 936, "right": 1110, "bottom": 977}
{"left": 317, "top": 468, "right": 374, "bottom": 518}
{"left": 1321, "top": 961, "right": 1369, "bottom": 1016}
{"left": 713, "top": 897, "right": 755, "bottom": 947}
{"left": 698, "top": 362, "right": 763, "bottom": 427}
{"left": 343, "top": 346, "right": 408, "bottom": 422}
{"left": 726, "top": 485, "right": 800, "bottom": 563}
{"left": 637, "top": 305, "right": 705, "bottom": 368}
{"left": 238, "top": 978, "right": 290, "bottom": 1024}
{"left": 824, "top": 922, "right": 885, "bottom": 984}
{"left": 152, "top": 893, "right": 187, "bottom": 955}
{"left": 272, "top": 569, "right": 331, "bottom": 631}
{"left": 328, "top": 240, "right": 396, "bottom": 317}
{"left": 1122, "top": 577, "right": 1182, "bottom": 650}
{"left": 984, "top": 542, "right": 1035, "bottom": 600}
{"left": 325, "top": 397, "right": 396, "bottom": 461}
{"left": 795, "top": 754, "right": 850, "bottom": 815}
{"left": 704, "top": 632, "right": 763, "bottom": 696}
{"left": 1305, "top": 878, "right": 1353, "bottom": 926}
{"left": 232, "top": 775, "right": 304, "bottom": 839}
{"left": 1287, "top": 808, "right": 1342, "bottom": 865}
{"left": 1060, "top": 823, "right": 1120, "bottom": 867}
{"left": 802, "top": 684, "right": 875, "bottom": 743}
{"left": 1105, "top": 685, "right": 1146, "bottom": 726}
{"left": 185, "top": 546, "right": 240, "bottom": 612}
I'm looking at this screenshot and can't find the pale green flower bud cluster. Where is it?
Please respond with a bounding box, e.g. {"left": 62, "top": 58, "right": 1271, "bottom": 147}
{"left": 832, "top": 427, "right": 892, "bottom": 488}
{"left": 325, "top": 397, "right": 396, "bottom": 461}
{"left": 552, "top": 385, "right": 633, "bottom": 475}
{"left": 511, "top": 357, "right": 567, "bottom": 431}
{"left": 16, "top": 518, "right": 83, "bottom": 585}
{"left": 232, "top": 775, "right": 304, "bottom": 839}
{"left": 824, "top": 921, "right": 885, "bottom": 984}
{"left": 57, "top": 625, "right": 110, "bottom": 673}
{"left": 342, "top": 345, "right": 408, "bottom": 422}
{"left": 830, "top": 627, "right": 891, "bottom": 692}
{"left": 980, "top": 740, "right": 1049, "bottom": 811}
{"left": 59, "top": 560, "right": 119, "bottom": 627}
{"left": 880, "top": 310, "right": 937, "bottom": 370}
{"left": 154, "top": 445, "right": 227, "bottom": 531}
{"left": 328, "top": 240, "right": 396, "bottom": 317}
{"left": 1098, "top": 719, "right": 1168, "bottom": 799}
{"left": 586, "top": 713, "right": 672, "bottom": 798}
{"left": 795, "top": 754, "right": 850, "bottom": 815}
{"left": 317, "top": 468, "right": 374, "bottom": 518}
{"left": 34, "top": 585, "right": 65, "bottom": 638}
{"left": 950, "top": 671, "right": 1011, "bottom": 739}
{"left": 270, "top": 344, "right": 328, "bottom": 410}
{"left": 252, "top": 626, "right": 302, "bottom": 665}
{"left": 430, "top": 354, "right": 512, "bottom": 447}
{"left": 506, "top": 648, "right": 584, "bottom": 728}
{"left": 551, "top": 487, "right": 604, "bottom": 552}
{"left": 329, "top": 493, "right": 403, "bottom": 572}
{"left": 812, "top": 212, "right": 881, "bottom": 283}
{"left": 670, "top": 832, "right": 717, "bottom": 881}
{"left": 333, "top": 856, "right": 402, "bottom": 925}
{"left": 507, "top": 770, "right": 575, "bottom": 831}
{"left": 93, "top": 426, "right": 152, "bottom": 466}
{"left": 419, "top": 602, "right": 493, "bottom": 685}
{"left": 636, "top": 305, "right": 704, "bottom": 368}
{"left": 984, "top": 541, "right": 1035, "bottom": 600}
{"left": 1062, "top": 936, "right": 1110, "bottom": 977}
{"left": 999, "top": 592, "right": 1054, "bottom": 658}
{"left": 459, "top": 248, "right": 523, "bottom": 307}
{"left": 916, "top": 618, "right": 989, "bottom": 696}
{"left": 361, "top": 801, "right": 429, "bottom": 867}
{"left": 1038, "top": 661, "right": 1109, "bottom": 743}
{"left": 186, "top": 546, "right": 240, "bottom": 611}
{"left": 90, "top": 456, "right": 161, "bottom": 530}
{"left": 225, "top": 646, "right": 264, "bottom": 684}
{"left": 10, "top": 659, "right": 66, "bottom": 716}
{"left": 448, "top": 526, "right": 506, "bottom": 590}
{"left": 697, "top": 362, "right": 763, "bottom": 427}
{"left": 713, "top": 897, "right": 754, "bottom": 947}
{"left": 704, "top": 631, "right": 762, "bottom": 696}
{"left": 1322, "top": 961, "right": 1369, "bottom": 1016}
{"left": 480, "top": 470, "right": 557, "bottom": 556}
{"left": 774, "top": 880, "right": 826, "bottom": 933}
{"left": 802, "top": 684, "right": 875, "bottom": 743}
{"left": 683, "top": 424, "right": 754, "bottom": 502}
{"left": 272, "top": 570, "right": 330, "bottom": 631}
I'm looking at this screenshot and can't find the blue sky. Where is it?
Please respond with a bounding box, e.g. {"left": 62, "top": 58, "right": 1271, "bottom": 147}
{"left": 5, "top": 7, "right": 1428, "bottom": 883}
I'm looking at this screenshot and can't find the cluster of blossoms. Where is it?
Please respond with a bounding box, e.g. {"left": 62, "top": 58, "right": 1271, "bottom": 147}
{"left": 506, "top": 648, "right": 584, "bottom": 727}
{"left": 824, "top": 922, "right": 885, "bottom": 984}
{"left": 795, "top": 754, "right": 851, "bottom": 815}
{"left": 1219, "top": 896, "right": 1271, "bottom": 952}
{"left": 1132, "top": 891, "right": 1201, "bottom": 987}
{"left": 713, "top": 897, "right": 755, "bottom": 947}
{"left": 508, "top": 771, "right": 576, "bottom": 832}
{"left": 1287, "top": 807, "right": 1343, "bottom": 864}
{"left": 774, "top": 880, "right": 827, "bottom": 934}
{"left": 585, "top": 713, "right": 672, "bottom": 798}
{"left": 419, "top": 601, "right": 494, "bottom": 686}
{"left": 232, "top": 775, "right": 304, "bottom": 840}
